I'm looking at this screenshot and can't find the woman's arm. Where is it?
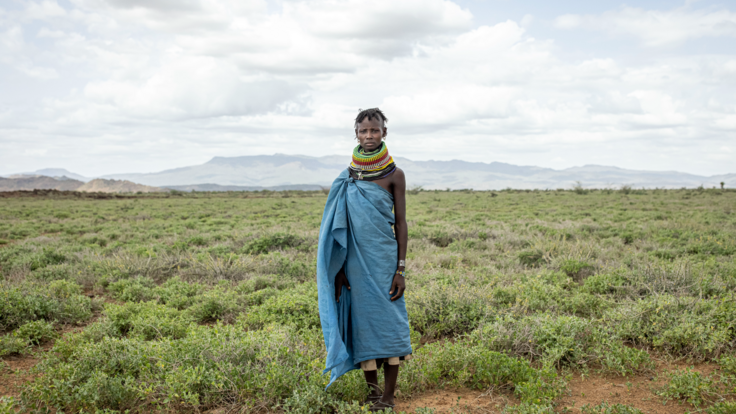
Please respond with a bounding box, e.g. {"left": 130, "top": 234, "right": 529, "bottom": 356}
{"left": 390, "top": 168, "right": 407, "bottom": 301}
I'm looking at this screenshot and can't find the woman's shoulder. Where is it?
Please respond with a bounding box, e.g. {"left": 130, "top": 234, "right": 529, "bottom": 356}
{"left": 391, "top": 167, "right": 405, "bottom": 183}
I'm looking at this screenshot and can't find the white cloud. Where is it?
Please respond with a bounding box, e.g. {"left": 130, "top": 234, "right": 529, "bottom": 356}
{"left": 0, "top": 1, "right": 734, "bottom": 176}
{"left": 554, "top": 7, "right": 736, "bottom": 46}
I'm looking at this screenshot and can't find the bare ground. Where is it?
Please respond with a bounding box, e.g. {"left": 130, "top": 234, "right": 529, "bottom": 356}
{"left": 395, "top": 359, "right": 730, "bottom": 414}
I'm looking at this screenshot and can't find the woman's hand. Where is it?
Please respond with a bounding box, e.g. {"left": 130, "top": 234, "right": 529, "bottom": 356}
{"left": 390, "top": 270, "right": 405, "bottom": 301}
{"left": 335, "top": 269, "right": 350, "bottom": 302}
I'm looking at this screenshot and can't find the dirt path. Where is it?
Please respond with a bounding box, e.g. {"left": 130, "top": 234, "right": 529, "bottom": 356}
{"left": 0, "top": 348, "right": 47, "bottom": 398}
{"left": 395, "top": 388, "right": 515, "bottom": 413}
{"left": 394, "top": 360, "right": 725, "bottom": 413}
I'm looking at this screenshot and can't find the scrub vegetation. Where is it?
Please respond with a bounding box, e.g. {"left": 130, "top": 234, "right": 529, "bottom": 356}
{"left": 0, "top": 187, "right": 735, "bottom": 413}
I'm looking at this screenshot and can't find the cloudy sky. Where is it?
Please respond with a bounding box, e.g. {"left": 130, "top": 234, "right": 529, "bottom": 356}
{"left": 1, "top": 0, "right": 735, "bottom": 177}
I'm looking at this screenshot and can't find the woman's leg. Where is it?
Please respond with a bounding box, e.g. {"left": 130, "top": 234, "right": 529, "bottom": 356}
{"left": 381, "top": 358, "right": 399, "bottom": 405}
{"left": 362, "top": 359, "right": 382, "bottom": 398}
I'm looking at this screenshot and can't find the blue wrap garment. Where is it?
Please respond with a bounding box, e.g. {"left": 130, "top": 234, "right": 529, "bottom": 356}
{"left": 316, "top": 169, "right": 412, "bottom": 388}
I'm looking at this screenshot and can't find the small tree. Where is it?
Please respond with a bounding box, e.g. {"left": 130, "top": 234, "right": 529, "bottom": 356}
{"left": 721, "top": 182, "right": 725, "bottom": 190}
{"left": 572, "top": 181, "right": 587, "bottom": 195}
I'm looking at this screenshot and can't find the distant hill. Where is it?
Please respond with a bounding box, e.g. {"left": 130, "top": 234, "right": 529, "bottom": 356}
{"left": 8, "top": 155, "right": 736, "bottom": 190}
{"left": 77, "top": 179, "right": 165, "bottom": 193}
{"left": 102, "top": 154, "right": 736, "bottom": 190}
{"left": 0, "top": 176, "right": 166, "bottom": 193}
{"left": 0, "top": 176, "right": 85, "bottom": 191}
{"left": 8, "top": 168, "right": 91, "bottom": 182}
{"left": 165, "top": 183, "right": 324, "bottom": 192}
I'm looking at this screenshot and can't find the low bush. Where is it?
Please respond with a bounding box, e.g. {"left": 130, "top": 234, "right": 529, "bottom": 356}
{"left": 406, "top": 280, "right": 489, "bottom": 338}
{"left": 239, "top": 282, "right": 319, "bottom": 331}
{"left": 0, "top": 335, "right": 28, "bottom": 356}
{"left": 0, "top": 281, "right": 93, "bottom": 330}
{"left": 13, "top": 320, "right": 57, "bottom": 345}
{"left": 153, "top": 277, "right": 204, "bottom": 310}
{"left": 108, "top": 277, "right": 156, "bottom": 302}
{"left": 105, "top": 302, "right": 193, "bottom": 340}
{"left": 580, "top": 401, "right": 644, "bottom": 414}
{"left": 707, "top": 402, "right": 736, "bottom": 414}
{"left": 718, "top": 354, "right": 736, "bottom": 378}
{"left": 471, "top": 314, "right": 652, "bottom": 375}
{"left": 518, "top": 249, "right": 545, "bottom": 267}
{"left": 606, "top": 295, "right": 736, "bottom": 358}
{"left": 581, "top": 272, "right": 627, "bottom": 295}
{"left": 185, "top": 287, "right": 243, "bottom": 323}
{"left": 559, "top": 259, "right": 595, "bottom": 281}
{"left": 657, "top": 368, "right": 718, "bottom": 407}
{"left": 244, "top": 233, "right": 303, "bottom": 254}
{"left": 20, "top": 324, "right": 327, "bottom": 413}
{"left": 400, "top": 338, "right": 565, "bottom": 410}
{"left": 29, "top": 264, "right": 71, "bottom": 281}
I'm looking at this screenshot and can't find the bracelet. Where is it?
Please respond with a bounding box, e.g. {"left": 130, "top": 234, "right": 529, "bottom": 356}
{"left": 398, "top": 260, "right": 405, "bottom": 267}
{"left": 395, "top": 270, "right": 406, "bottom": 278}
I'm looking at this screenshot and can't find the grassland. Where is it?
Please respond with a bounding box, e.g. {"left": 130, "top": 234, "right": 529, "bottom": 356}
{"left": 0, "top": 187, "right": 735, "bottom": 413}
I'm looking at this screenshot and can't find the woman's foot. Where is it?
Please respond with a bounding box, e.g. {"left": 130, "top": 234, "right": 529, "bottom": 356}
{"left": 363, "top": 393, "right": 382, "bottom": 405}
{"left": 369, "top": 398, "right": 395, "bottom": 412}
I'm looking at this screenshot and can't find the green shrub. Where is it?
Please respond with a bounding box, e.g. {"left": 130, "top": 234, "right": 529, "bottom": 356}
{"left": 503, "top": 402, "right": 555, "bottom": 413}
{"left": 105, "top": 302, "right": 193, "bottom": 340}
{"left": 236, "top": 274, "right": 289, "bottom": 294}
{"left": 580, "top": 401, "right": 644, "bottom": 414}
{"left": 29, "top": 248, "right": 67, "bottom": 270}
{"left": 581, "top": 272, "right": 627, "bottom": 295}
{"left": 81, "top": 234, "right": 108, "bottom": 247}
{"left": 657, "top": 368, "right": 718, "bottom": 407}
{"left": 21, "top": 324, "right": 325, "bottom": 413}
{"left": 187, "top": 235, "right": 209, "bottom": 247}
{"left": 427, "top": 230, "right": 453, "bottom": 247}
{"left": 153, "top": 277, "right": 203, "bottom": 310}
{"left": 59, "top": 294, "right": 95, "bottom": 324}
{"left": 471, "top": 315, "right": 651, "bottom": 375}
{"left": 14, "top": 320, "right": 57, "bottom": 345}
{"left": 559, "top": 259, "right": 594, "bottom": 281}
{"left": 718, "top": 354, "right": 736, "bottom": 377}
{"left": 108, "top": 277, "right": 156, "bottom": 302}
{"left": 518, "top": 250, "right": 545, "bottom": 267}
{"left": 399, "top": 338, "right": 565, "bottom": 407}
{"left": 244, "top": 233, "right": 303, "bottom": 254}
{"left": 186, "top": 287, "right": 243, "bottom": 323}
{"left": 282, "top": 381, "right": 367, "bottom": 414}
{"left": 406, "top": 281, "right": 488, "bottom": 338}
{"left": 0, "top": 281, "right": 92, "bottom": 330}
{"left": 30, "top": 264, "right": 71, "bottom": 281}
{"left": 707, "top": 402, "right": 736, "bottom": 414}
{"left": 606, "top": 295, "right": 735, "bottom": 358}
{"left": 240, "top": 283, "right": 319, "bottom": 331}
{"left": 48, "top": 279, "right": 82, "bottom": 299}
{"left": 0, "top": 335, "right": 28, "bottom": 356}
{"left": 269, "top": 252, "right": 313, "bottom": 281}
{"left": 560, "top": 291, "right": 610, "bottom": 318}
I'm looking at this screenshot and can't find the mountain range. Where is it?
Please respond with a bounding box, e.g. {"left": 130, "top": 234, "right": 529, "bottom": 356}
{"left": 0, "top": 177, "right": 165, "bottom": 193}
{"left": 4, "top": 154, "right": 735, "bottom": 191}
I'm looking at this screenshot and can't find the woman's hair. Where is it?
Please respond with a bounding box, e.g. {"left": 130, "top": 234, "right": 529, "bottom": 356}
{"left": 354, "top": 108, "right": 388, "bottom": 129}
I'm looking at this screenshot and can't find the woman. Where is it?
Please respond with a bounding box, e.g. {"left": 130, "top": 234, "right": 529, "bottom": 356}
{"left": 316, "top": 108, "right": 411, "bottom": 412}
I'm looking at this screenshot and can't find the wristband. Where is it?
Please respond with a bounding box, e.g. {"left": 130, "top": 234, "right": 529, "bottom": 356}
{"left": 395, "top": 270, "right": 406, "bottom": 279}
{"left": 398, "top": 260, "right": 405, "bottom": 267}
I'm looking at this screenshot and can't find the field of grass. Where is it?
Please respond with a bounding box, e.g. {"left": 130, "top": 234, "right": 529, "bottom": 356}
{"left": 0, "top": 187, "right": 735, "bottom": 413}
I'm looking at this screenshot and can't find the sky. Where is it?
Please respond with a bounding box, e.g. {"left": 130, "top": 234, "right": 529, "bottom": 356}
{"left": 1, "top": 0, "right": 735, "bottom": 177}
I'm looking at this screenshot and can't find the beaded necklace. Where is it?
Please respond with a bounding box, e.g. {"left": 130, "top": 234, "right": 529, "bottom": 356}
{"left": 348, "top": 142, "right": 396, "bottom": 181}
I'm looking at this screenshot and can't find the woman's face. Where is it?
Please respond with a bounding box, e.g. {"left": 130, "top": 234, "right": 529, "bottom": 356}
{"left": 355, "top": 117, "right": 387, "bottom": 151}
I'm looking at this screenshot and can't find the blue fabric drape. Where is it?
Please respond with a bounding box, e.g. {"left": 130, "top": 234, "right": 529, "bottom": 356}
{"left": 317, "top": 169, "right": 412, "bottom": 388}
